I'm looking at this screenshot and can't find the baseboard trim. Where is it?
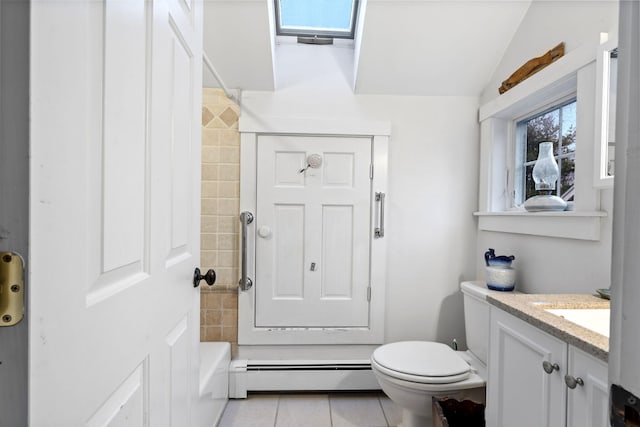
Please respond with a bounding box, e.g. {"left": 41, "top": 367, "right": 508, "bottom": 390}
{"left": 229, "top": 359, "right": 380, "bottom": 398}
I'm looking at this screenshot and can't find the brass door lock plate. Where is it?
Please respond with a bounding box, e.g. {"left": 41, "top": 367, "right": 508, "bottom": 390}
{"left": 0, "top": 252, "right": 25, "bottom": 326}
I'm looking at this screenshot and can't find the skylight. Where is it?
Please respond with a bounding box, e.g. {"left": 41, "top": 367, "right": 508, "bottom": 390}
{"left": 274, "top": 0, "right": 359, "bottom": 39}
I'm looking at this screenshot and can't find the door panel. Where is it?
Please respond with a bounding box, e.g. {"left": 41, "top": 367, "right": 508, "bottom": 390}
{"left": 321, "top": 205, "right": 354, "bottom": 298}
{"left": 86, "top": 362, "right": 147, "bottom": 427}
{"left": 88, "top": 0, "right": 148, "bottom": 305}
{"left": 275, "top": 152, "right": 306, "bottom": 186}
{"left": 166, "top": 317, "right": 191, "bottom": 426}
{"left": 273, "top": 204, "right": 305, "bottom": 298}
{"left": 169, "top": 22, "right": 194, "bottom": 257}
{"left": 102, "top": 0, "right": 146, "bottom": 273}
{"left": 255, "top": 135, "right": 372, "bottom": 328}
{"left": 29, "top": 0, "right": 202, "bottom": 425}
{"left": 322, "top": 153, "right": 355, "bottom": 186}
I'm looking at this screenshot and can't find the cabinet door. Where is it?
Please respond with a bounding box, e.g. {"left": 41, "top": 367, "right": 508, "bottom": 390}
{"left": 566, "top": 346, "right": 608, "bottom": 427}
{"left": 487, "top": 308, "right": 568, "bottom": 427}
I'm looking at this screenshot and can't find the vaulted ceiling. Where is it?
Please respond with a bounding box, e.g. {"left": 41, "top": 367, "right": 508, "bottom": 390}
{"left": 203, "top": 0, "right": 532, "bottom": 96}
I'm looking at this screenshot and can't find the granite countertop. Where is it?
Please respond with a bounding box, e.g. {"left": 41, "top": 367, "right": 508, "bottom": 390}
{"left": 487, "top": 293, "right": 610, "bottom": 362}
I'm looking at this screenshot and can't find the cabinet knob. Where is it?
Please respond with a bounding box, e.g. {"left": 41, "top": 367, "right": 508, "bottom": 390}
{"left": 564, "top": 375, "right": 584, "bottom": 389}
{"left": 542, "top": 361, "right": 560, "bottom": 374}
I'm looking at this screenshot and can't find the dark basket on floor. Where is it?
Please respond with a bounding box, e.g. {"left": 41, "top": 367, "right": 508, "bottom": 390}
{"left": 432, "top": 398, "right": 485, "bottom": 427}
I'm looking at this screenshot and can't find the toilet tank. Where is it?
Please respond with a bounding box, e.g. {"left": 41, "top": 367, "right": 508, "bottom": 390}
{"left": 460, "top": 281, "right": 494, "bottom": 365}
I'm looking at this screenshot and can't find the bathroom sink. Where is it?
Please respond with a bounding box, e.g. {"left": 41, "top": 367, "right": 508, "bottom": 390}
{"left": 544, "top": 308, "right": 610, "bottom": 338}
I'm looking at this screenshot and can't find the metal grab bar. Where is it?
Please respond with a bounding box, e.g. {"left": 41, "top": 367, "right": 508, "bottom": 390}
{"left": 203, "top": 51, "right": 237, "bottom": 103}
{"left": 239, "top": 211, "right": 254, "bottom": 291}
{"left": 374, "top": 192, "right": 385, "bottom": 238}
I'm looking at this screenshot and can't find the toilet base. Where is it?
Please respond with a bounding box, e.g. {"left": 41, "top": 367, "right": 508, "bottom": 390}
{"left": 376, "top": 376, "right": 485, "bottom": 427}
{"left": 371, "top": 346, "right": 487, "bottom": 427}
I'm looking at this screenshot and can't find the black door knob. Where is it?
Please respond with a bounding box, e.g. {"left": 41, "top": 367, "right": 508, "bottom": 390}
{"left": 193, "top": 268, "right": 216, "bottom": 287}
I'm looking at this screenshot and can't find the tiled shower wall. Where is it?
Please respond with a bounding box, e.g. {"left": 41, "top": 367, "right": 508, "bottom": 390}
{"left": 200, "top": 88, "right": 240, "bottom": 345}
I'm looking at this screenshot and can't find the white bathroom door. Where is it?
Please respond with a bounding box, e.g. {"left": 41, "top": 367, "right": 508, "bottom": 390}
{"left": 255, "top": 135, "right": 372, "bottom": 327}
{"left": 29, "top": 0, "right": 203, "bottom": 425}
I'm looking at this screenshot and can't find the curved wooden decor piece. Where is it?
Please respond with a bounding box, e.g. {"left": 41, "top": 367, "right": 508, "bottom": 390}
{"left": 499, "top": 42, "right": 565, "bottom": 94}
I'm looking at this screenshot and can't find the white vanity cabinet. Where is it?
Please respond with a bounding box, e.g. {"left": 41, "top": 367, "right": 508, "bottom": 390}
{"left": 487, "top": 307, "right": 567, "bottom": 427}
{"left": 566, "top": 345, "right": 609, "bottom": 427}
{"left": 487, "top": 307, "right": 609, "bottom": 427}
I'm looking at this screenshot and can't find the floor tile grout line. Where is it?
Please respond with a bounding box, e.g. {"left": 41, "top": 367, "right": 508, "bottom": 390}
{"left": 327, "top": 394, "right": 334, "bottom": 427}
{"left": 273, "top": 394, "right": 281, "bottom": 427}
{"left": 377, "top": 396, "right": 391, "bottom": 427}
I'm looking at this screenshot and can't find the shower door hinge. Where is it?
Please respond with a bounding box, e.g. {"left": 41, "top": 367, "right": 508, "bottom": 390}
{"left": 369, "top": 164, "right": 373, "bottom": 180}
{"left": 367, "top": 286, "right": 371, "bottom": 301}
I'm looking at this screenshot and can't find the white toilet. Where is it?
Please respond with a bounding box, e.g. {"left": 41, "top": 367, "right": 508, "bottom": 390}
{"left": 371, "top": 281, "right": 497, "bottom": 427}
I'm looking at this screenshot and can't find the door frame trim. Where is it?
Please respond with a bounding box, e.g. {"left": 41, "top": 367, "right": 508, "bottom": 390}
{"left": 238, "top": 117, "right": 390, "bottom": 345}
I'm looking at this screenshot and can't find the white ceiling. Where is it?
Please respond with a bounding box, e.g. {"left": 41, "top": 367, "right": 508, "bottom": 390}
{"left": 203, "top": 0, "right": 532, "bottom": 96}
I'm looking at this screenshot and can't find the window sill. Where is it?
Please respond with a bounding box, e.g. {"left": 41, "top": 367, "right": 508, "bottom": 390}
{"left": 474, "top": 211, "right": 607, "bottom": 241}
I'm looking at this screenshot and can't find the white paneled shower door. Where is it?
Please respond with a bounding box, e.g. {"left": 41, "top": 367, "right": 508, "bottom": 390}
{"left": 255, "top": 135, "right": 372, "bottom": 328}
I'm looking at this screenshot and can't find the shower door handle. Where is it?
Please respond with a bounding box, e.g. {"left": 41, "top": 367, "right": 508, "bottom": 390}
{"left": 374, "top": 192, "right": 385, "bottom": 238}
{"left": 239, "top": 211, "right": 254, "bottom": 291}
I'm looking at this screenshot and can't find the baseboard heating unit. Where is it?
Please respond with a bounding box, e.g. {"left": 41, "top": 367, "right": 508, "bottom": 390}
{"left": 229, "top": 359, "right": 380, "bottom": 398}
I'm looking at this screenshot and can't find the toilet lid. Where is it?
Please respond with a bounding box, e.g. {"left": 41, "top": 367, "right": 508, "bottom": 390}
{"left": 372, "top": 341, "right": 470, "bottom": 382}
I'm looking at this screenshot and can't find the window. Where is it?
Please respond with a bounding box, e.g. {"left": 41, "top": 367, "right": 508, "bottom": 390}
{"left": 514, "top": 99, "right": 577, "bottom": 206}
{"left": 476, "top": 43, "right": 606, "bottom": 241}
{"left": 274, "top": 0, "right": 359, "bottom": 39}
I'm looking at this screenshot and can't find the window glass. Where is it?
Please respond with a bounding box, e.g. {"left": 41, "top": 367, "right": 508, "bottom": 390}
{"left": 516, "top": 99, "right": 577, "bottom": 204}
{"left": 275, "top": 0, "right": 358, "bottom": 38}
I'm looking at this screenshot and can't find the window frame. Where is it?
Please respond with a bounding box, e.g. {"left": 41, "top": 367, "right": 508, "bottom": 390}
{"left": 593, "top": 36, "right": 618, "bottom": 188}
{"left": 273, "top": 0, "right": 360, "bottom": 39}
{"left": 475, "top": 40, "right": 607, "bottom": 241}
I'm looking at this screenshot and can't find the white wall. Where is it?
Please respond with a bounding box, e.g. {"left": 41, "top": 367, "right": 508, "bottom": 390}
{"left": 476, "top": 0, "right": 618, "bottom": 294}
{"left": 241, "top": 43, "right": 480, "bottom": 345}
{"left": 476, "top": 195, "right": 613, "bottom": 294}
{"left": 481, "top": 0, "right": 619, "bottom": 105}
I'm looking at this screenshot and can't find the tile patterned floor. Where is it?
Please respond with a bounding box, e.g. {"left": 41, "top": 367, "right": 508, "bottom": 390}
{"left": 218, "top": 392, "right": 402, "bottom": 427}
